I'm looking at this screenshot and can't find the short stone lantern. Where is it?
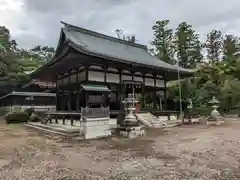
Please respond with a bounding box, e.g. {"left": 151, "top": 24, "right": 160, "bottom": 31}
{"left": 208, "top": 96, "right": 223, "bottom": 125}
{"left": 120, "top": 93, "right": 145, "bottom": 138}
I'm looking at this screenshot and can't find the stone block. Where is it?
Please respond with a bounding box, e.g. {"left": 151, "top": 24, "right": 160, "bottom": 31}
{"left": 81, "top": 117, "right": 111, "bottom": 139}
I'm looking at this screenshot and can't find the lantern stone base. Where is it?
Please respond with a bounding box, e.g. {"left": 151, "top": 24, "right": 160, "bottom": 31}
{"left": 119, "top": 126, "right": 145, "bottom": 139}
{"left": 206, "top": 120, "right": 224, "bottom": 126}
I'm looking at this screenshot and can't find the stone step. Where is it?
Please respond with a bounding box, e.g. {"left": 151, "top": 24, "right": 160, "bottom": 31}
{"left": 25, "top": 122, "right": 80, "bottom": 137}
{"left": 136, "top": 113, "right": 167, "bottom": 128}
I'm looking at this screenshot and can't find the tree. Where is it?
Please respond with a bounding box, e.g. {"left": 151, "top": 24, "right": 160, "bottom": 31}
{"left": 223, "top": 34, "right": 240, "bottom": 60}
{"left": 0, "top": 26, "right": 22, "bottom": 80}
{"left": 174, "top": 22, "right": 202, "bottom": 68}
{"left": 0, "top": 26, "right": 17, "bottom": 51}
{"left": 150, "top": 20, "right": 174, "bottom": 63}
{"left": 115, "top": 29, "right": 136, "bottom": 43}
{"left": 204, "top": 30, "right": 223, "bottom": 64}
{"left": 30, "top": 45, "right": 55, "bottom": 63}
{"left": 0, "top": 26, "right": 48, "bottom": 82}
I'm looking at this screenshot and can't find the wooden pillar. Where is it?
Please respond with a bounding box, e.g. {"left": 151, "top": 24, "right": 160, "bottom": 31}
{"left": 119, "top": 69, "right": 123, "bottom": 111}
{"left": 57, "top": 89, "right": 61, "bottom": 111}
{"left": 68, "top": 72, "right": 72, "bottom": 111}
{"left": 76, "top": 70, "right": 80, "bottom": 111}
{"left": 55, "top": 115, "right": 58, "bottom": 124}
{"left": 153, "top": 74, "right": 157, "bottom": 109}
{"left": 85, "top": 65, "right": 89, "bottom": 82}
{"left": 56, "top": 77, "right": 59, "bottom": 111}
{"left": 142, "top": 73, "right": 145, "bottom": 109}
{"left": 62, "top": 115, "right": 65, "bottom": 125}
{"left": 164, "top": 75, "right": 167, "bottom": 110}
{"left": 104, "top": 65, "right": 107, "bottom": 107}
{"left": 61, "top": 79, "right": 64, "bottom": 110}
{"left": 85, "top": 65, "right": 89, "bottom": 108}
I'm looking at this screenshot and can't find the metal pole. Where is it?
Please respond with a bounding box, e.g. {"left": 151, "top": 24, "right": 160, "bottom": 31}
{"left": 177, "top": 60, "right": 183, "bottom": 121}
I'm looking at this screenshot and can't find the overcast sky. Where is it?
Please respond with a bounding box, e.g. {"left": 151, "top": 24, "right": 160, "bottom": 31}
{"left": 1, "top": 0, "right": 240, "bottom": 49}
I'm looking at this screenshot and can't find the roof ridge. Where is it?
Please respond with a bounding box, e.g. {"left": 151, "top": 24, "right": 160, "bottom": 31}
{"left": 60, "top": 21, "right": 147, "bottom": 50}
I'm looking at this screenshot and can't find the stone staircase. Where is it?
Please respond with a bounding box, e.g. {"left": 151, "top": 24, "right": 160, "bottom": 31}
{"left": 25, "top": 122, "right": 80, "bottom": 137}
{"left": 136, "top": 113, "right": 168, "bottom": 128}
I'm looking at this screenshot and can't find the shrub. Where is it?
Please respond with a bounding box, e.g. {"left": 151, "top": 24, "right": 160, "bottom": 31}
{"left": 24, "top": 108, "right": 34, "bottom": 117}
{"left": 195, "top": 107, "right": 211, "bottom": 117}
{"left": 4, "top": 111, "right": 29, "bottom": 124}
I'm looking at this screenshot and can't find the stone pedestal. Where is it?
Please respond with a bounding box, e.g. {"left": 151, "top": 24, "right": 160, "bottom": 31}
{"left": 80, "top": 117, "right": 111, "bottom": 139}
{"left": 119, "top": 126, "right": 145, "bottom": 139}
{"left": 206, "top": 120, "right": 223, "bottom": 126}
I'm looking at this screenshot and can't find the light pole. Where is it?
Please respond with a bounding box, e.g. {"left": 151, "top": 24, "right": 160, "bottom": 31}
{"left": 176, "top": 60, "right": 183, "bottom": 121}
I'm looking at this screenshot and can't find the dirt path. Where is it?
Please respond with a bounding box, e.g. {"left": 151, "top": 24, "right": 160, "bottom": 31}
{"left": 0, "top": 121, "right": 240, "bottom": 179}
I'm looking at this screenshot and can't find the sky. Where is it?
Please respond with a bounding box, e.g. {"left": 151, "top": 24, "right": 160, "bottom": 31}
{"left": 1, "top": 0, "right": 240, "bottom": 49}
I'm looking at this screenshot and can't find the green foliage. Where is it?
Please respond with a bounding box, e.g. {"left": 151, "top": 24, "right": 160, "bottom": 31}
{"left": 24, "top": 108, "right": 34, "bottom": 117}
{"left": 150, "top": 20, "right": 174, "bottom": 64}
{"left": 174, "top": 22, "right": 202, "bottom": 68}
{"left": 4, "top": 111, "right": 29, "bottom": 124}
{"left": 151, "top": 21, "right": 202, "bottom": 68}
{"left": 223, "top": 34, "right": 240, "bottom": 60}
{"left": 30, "top": 45, "right": 55, "bottom": 63}
{"left": 169, "top": 60, "right": 240, "bottom": 115}
{"left": 0, "top": 26, "right": 55, "bottom": 83}
{"left": 204, "top": 30, "right": 223, "bottom": 64}
{"left": 0, "top": 26, "right": 22, "bottom": 81}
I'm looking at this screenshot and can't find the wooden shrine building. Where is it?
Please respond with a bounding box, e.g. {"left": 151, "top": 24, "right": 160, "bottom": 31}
{"left": 32, "top": 21, "right": 194, "bottom": 115}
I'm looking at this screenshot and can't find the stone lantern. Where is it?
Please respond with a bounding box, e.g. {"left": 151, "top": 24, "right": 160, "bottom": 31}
{"left": 208, "top": 96, "right": 222, "bottom": 125}
{"left": 120, "top": 93, "right": 145, "bottom": 138}
{"left": 121, "top": 93, "right": 138, "bottom": 126}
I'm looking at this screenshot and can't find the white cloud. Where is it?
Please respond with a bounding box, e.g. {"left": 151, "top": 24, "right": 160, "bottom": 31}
{"left": 0, "top": 0, "right": 25, "bottom": 40}
{"left": 1, "top": 0, "right": 240, "bottom": 49}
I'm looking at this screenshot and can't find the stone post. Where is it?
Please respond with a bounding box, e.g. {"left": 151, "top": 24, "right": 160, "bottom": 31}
{"left": 187, "top": 98, "right": 193, "bottom": 124}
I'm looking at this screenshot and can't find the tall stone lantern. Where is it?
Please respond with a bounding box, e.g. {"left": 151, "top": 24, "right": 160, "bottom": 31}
{"left": 121, "top": 93, "right": 138, "bottom": 126}
{"left": 208, "top": 96, "right": 222, "bottom": 125}
{"left": 120, "top": 93, "right": 145, "bottom": 138}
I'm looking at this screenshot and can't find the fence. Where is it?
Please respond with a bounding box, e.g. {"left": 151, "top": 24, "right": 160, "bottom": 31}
{"left": 81, "top": 107, "right": 110, "bottom": 118}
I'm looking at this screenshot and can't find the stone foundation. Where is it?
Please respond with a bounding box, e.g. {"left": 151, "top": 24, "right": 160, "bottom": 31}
{"left": 120, "top": 126, "right": 145, "bottom": 139}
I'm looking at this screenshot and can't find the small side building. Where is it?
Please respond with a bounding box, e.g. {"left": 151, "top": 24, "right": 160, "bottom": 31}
{"left": 0, "top": 91, "right": 56, "bottom": 113}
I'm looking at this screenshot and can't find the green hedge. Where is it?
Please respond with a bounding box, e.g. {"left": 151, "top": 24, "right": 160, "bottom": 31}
{"left": 195, "top": 107, "right": 211, "bottom": 116}
{"left": 4, "top": 111, "right": 29, "bottom": 124}
{"left": 24, "top": 108, "right": 34, "bottom": 117}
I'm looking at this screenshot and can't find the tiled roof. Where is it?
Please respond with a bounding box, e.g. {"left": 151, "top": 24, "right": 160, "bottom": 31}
{"left": 61, "top": 21, "right": 195, "bottom": 74}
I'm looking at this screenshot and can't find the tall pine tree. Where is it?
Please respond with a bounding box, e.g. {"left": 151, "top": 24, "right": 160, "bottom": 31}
{"left": 204, "top": 30, "right": 223, "bottom": 64}
{"left": 174, "top": 22, "right": 202, "bottom": 68}
{"left": 223, "top": 34, "right": 240, "bottom": 61}
{"left": 150, "top": 20, "right": 174, "bottom": 64}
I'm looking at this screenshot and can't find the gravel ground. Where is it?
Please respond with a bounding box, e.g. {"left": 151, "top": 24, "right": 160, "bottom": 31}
{"left": 0, "top": 120, "right": 240, "bottom": 179}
